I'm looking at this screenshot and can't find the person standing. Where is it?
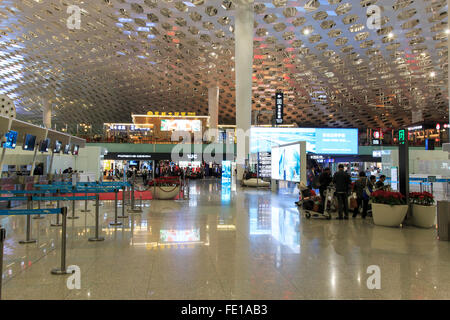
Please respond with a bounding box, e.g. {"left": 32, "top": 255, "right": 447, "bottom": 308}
{"left": 333, "top": 164, "right": 352, "bottom": 220}
{"left": 375, "top": 175, "right": 386, "bottom": 190}
{"left": 318, "top": 167, "right": 332, "bottom": 204}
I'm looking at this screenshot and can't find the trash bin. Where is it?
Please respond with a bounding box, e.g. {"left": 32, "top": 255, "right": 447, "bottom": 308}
{"left": 437, "top": 201, "right": 449, "bottom": 241}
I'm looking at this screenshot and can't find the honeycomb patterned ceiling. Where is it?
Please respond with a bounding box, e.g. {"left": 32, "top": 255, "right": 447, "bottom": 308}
{"left": 0, "top": 0, "right": 448, "bottom": 132}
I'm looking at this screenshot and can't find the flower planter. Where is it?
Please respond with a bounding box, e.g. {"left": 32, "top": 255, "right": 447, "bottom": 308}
{"left": 153, "top": 185, "right": 181, "bottom": 200}
{"left": 412, "top": 204, "right": 436, "bottom": 228}
{"left": 372, "top": 203, "right": 408, "bottom": 227}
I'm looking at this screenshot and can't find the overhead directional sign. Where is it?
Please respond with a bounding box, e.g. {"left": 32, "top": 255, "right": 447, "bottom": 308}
{"left": 275, "top": 92, "right": 283, "bottom": 125}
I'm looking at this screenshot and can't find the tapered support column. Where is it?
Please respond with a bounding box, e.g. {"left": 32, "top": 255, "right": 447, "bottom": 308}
{"left": 43, "top": 98, "right": 52, "bottom": 130}
{"left": 235, "top": 0, "right": 254, "bottom": 181}
{"left": 208, "top": 86, "right": 219, "bottom": 142}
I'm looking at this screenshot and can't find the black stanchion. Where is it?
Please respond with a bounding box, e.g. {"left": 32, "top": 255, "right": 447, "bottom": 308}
{"left": 80, "top": 183, "right": 91, "bottom": 213}
{"left": 51, "top": 207, "right": 73, "bottom": 275}
{"left": 0, "top": 226, "right": 5, "bottom": 300}
{"left": 88, "top": 194, "right": 105, "bottom": 242}
{"left": 110, "top": 189, "right": 122, "bottom": 226}
{"left": 128, "top": 183, "right": 142, "bottom": 213}
{"left": 50, "top": 190, "right": 62, "bottom": 227}
{"left": 33, "top": 195, "right": 44, "bottom": 220}
{"left": 118, "top": 186, "right": 128, "bottom": 219}
{"left": 68, "top": 188, "right": 79, "bottom": 220}
{"left": 19, "top": 196, "right": 37, "bottom": 244}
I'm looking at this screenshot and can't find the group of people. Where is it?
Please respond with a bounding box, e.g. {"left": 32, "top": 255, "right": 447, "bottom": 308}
{"left": 312, "top": 165, "right": 388, "bottom": 220}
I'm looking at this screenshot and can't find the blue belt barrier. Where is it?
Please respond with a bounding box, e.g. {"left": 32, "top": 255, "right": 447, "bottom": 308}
{"left": 0, "top": 190, "right": 49, "bottom": 195}
{"left": 0, "top": 208, "right": 62, "bottom": 216}
{"left": 0, "top": 196, "right": 29, "bottom": 201}
{"left": 32, "top": 196, "right": 97, "bottom": 202}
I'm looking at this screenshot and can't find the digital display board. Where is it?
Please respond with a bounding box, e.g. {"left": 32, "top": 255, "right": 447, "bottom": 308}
{"left": 23, "top": 134, "right": 36, "bottom": 151}
{"left": 53, "top": 140, "right": 62, "bottom": 153}
{"left": 2, "top": 130, "right": 18, "bottom": 149}
{"left": 251, "top": 127, "right": 358, "bottom": 155}
{"left": 222, "top": 160, "right": 231, "bottom": 183}
{"left": 271, "top": 143, "right": 301, "bottom": 182}
{"left": 160, "top": 119, "right": 201, "bottom": 132}
{"left": 39, "top": 138, "right": 50, "bottom": 152}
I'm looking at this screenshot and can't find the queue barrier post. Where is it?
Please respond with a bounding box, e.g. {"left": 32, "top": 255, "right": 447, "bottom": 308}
{"left": 81, "top": 183, "right": 91, "bottom": 213}
{"left": 118, "top": 186, "right": 129, "bottom": 219}
{"left": 88, "top": 194, "right": 105, "bottom": 242}
{"left": 68, "top": 188, "right": 79, "bottom": 220}
{"left": 110, "top": 189, "right": 122, "bottom": 226}
{"left": 19, "top": 196, "right": 37, "bottom": 244}
{"left": 51, "top": 207, "right": 73, "bottom": 275}
{"left": 33, "top": 194, "right": 44, "bottom": 220}
{"left": 128, "top": 183, "right": 142, "bottom": 213}
{"left": 0, "top": 227, "right": 5, "bottom": 300}
{"left": 50, "top": 190, "right": 62, "bottom": 227}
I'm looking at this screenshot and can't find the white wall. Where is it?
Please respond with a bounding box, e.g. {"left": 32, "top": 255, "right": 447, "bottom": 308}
{"left": 73, "top": 146, "right": 102, "bottom": 180}
{"left": 382, "top": 149, "right": 450, "bottom": 177}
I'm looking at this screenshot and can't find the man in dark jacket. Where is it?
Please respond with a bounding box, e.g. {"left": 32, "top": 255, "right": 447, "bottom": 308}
{"left": 333, "top": 164, "right": 352, "bottom": 219}
{"left": 318, "top": 167, "right": 332, "bottom": 202}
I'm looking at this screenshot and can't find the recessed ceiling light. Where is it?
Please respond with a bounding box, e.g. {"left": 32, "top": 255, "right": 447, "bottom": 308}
{"left": 388, "top": 32, "right": 394, "bottom": 38}
{"left": 430, "top": 71, "right": 436, "bottom": 77}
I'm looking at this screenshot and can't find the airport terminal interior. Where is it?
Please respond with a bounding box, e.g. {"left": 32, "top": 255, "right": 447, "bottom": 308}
{"left": 0, "top": 0, "right": 449, "bottom": 300}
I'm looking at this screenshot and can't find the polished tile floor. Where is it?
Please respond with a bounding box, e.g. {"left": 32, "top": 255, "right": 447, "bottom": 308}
{"left": 1, "top": 179, "right": 449, "bottom": 300}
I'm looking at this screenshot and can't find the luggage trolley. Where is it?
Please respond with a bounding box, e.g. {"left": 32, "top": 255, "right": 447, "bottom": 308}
{"left": 301, "top": 185, "right": 336, "bottom": 220}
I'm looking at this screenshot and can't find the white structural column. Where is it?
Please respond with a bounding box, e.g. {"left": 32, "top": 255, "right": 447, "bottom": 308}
{"left": 208, "top": 86, "right": 219, "bottom": 142}
{"left": 235, "top": 0, "right": 254, "bottom": 180}
{"left": 43, "top": 98, "right": 52, "bottom": 129}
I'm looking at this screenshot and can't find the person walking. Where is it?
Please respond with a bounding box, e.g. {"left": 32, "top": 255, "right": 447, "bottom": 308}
{"left": 352, "top": 171, "right": 369, "bottom": 218}
{"left": 333, "top": 164, "right": 352, "bottom": 220}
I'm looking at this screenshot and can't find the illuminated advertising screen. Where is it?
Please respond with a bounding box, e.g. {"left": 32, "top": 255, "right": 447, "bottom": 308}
{"left": 2, "top": 130, "right": 18, "bottom": 149}
{"left": 160, "top": 229, "right": 200, "bottom": 243}
{"left": 271, "top": 143, "right": 301, "bottom": 182}
{"left": 23, "top": 134, "right": 36, "bottom": 151}
{"left": 251, "top": 127, "right": 358, "bottom": 155}
{"left": 222, "top": 160, "right": 231, "bottom": 183}
{"left": 160, "top": 119, "right": 201, "bottom": 132}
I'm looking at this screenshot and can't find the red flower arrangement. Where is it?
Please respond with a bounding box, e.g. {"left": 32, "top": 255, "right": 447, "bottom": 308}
{"left": 409, "top": 192, "right": 434, "bottom": 206}
{"left": 371, "top": 190, "right": 406, "bottom": 205}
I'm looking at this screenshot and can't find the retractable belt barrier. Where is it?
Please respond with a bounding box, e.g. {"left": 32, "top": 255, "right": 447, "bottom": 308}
{"left": 0, "top": 207, "right": 71, "bottom": 301}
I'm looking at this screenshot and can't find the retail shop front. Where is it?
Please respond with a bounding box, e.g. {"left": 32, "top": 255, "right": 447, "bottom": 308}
{"left": 102, "top": 152, "right": 233, "bottom": 180}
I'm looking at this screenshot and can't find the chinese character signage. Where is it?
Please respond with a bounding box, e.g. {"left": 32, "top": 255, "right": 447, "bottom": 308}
{"left": 275, "top": 92, "right": 283, "bottom": 125}
{"left": 399, "top": 129, "right": 406, "bottom": 145}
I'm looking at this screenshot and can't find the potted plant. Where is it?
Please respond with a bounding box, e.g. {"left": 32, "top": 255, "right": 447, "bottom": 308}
{"left": 371, "top": 190, "right": 408, "bottom": 227}
{"left": 409, "top": 192, "right": 436, "bottom": 228}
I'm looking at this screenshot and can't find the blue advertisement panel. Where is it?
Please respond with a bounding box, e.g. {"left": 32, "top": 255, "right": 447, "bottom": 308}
{"left": 271, "top": 144, "right": 301, "bottom": 182}
{"left": 251, "top": 127, "right": 358, "bottom": 155}
{"left": 315, "top": 128, "right": 359, "bottom": 155}
{"left": 221, "top": 160, "right": 231, "bottom": 183}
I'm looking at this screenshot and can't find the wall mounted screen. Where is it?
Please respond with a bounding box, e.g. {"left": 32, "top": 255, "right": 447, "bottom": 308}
{"left": 251, "top": 127, "right": 358, "bottom": 155}
{"left": 39, "top": 138, "right": 50, "bottom": 152}
{"left": 271, "top": 143, "right": 301, "bottom": 182}
{"left": 63, "top": 144, "right": 70, "bottom": 154}
{"left": 160, "top": 119, "right": 201, "bottom": 132}
{"left": 2, "top": 130, "right": 18, "bottom": 149}
{"left": 53, "top": 140, "right": 62, "bottom": 153}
